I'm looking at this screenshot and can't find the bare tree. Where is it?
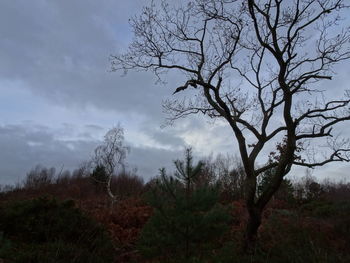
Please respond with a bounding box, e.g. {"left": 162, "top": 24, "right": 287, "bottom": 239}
{"left": 24, "top": 165, "right": 56, "bottom": 189}
{"left": 92, "top": 125, "right": 129, "bottom": 209}
{"left": 201, "top": 153, "right": 246, "bottom": 200}
{"left": 73, "top": 161, "right": 92, "bottom": 178}
{"left": 112, "top": 0, "right": 350, "bottom": 250}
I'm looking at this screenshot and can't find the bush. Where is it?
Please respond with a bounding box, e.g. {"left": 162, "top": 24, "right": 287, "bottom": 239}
{"left": 90, "top": 165, "right": 108, "bottom": 193}
{"left": 138, "top": 149, "right": 231, "bottom": 262}
{"left": 0, "top": 197, "right": 115, "bottom": 263}
{"left": 257, "top": 167, "right": 295, "bottom": 203}
{"left": 300, "top": 200, "right": 350, "bottom": 218}
{"left": 256, "top": 209, "right": 350, "bottom": 263}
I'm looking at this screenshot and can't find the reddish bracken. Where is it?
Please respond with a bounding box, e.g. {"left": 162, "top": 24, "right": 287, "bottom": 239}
{"left": 82, "top": 198, "right": 152, "bottom": 262}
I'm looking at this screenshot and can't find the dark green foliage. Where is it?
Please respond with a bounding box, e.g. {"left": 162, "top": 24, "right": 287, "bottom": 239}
{"left": 138, "top": 149, "right": 231, "bottom": 262}
{"left": 301, "top": 200, "right": 350, "bottom": 218}
{"left": 257, "top": 167, "right": 294, "bottom": 203}
{"left": 0, "top": 197, "right": 115, "bottom": 263}
{"left": 306, "top": 181, "right": 324, "bottom": 201}
{"left": 300, "top": 200, "right": 350, "bottom": 248}
{"left": 90, "top": 165, "right": 108, "bottom": 193}
{"left": 0, "top": 232, "right": 12, "bottom": 257}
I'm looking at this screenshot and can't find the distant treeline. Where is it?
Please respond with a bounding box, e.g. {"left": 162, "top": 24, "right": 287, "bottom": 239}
{"left": 1, "top": 153, "right": 349, "bottom": 205}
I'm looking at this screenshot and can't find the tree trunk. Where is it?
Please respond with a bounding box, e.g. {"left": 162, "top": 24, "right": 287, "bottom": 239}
{"left": 244, "top": 206, "right": 262, "bottom": 253}
{"left": 106, "top": 177, "right": 117, "bottom": 214}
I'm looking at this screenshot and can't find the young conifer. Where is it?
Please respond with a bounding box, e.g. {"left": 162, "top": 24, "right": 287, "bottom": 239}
{"left": 138, "top": 148, "right": 231, "bottom": 262}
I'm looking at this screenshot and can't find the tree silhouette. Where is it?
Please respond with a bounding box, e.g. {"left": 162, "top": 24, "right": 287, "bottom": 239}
{"left": 113, "top": 0, "right": 350, "bottom": 250}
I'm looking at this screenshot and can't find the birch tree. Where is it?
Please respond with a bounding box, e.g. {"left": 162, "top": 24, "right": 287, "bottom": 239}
{"left": 93, "top": 126, "right": 129, "bottom": 209}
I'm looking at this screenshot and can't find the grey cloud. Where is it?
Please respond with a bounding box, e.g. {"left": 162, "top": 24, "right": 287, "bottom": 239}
{"left": 139, "top": 123, "right": 186, "bottom": 150}
{"left": 0, "top": 124, "right": 98, "bottom": 185}
{"left": 84, "top": 124, "right": 104, "bottom": 131}
{"left": 0, "top": 123, "right": 185, "bottom": 185}
{"left": 0, "top": 1, "right": 171, "bottom": 119}
{"left": 128, "top": 146, "right": 182, "bottom": 181}
{"left": 1, "top": 1, "right": 349, "bottom": 186}
{"left": 1, "top": 122, "right": 348, "bottom": 186}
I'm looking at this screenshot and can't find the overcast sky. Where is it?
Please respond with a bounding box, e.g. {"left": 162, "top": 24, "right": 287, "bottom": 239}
{"left": 1, "top": 1, "right": 349, "bottom": 185}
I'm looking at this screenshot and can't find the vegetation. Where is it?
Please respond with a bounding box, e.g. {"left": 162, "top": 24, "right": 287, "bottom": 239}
{"left": 1, "top": 0, "right": 350, "bottom": 260}
{"left": 1, "top": 148, "right": 350, "bottom": 262}
{"left": 92, "top": 126, "right": 129, "bottom": 209}
{"left": 0, "top": 197, "right": 115, "bottom": 263}
{"left": 113, "top": 0, "right": 350, "bottom": 249}
{"left": 138, "top": 149, "right": 231, "bottom": 262}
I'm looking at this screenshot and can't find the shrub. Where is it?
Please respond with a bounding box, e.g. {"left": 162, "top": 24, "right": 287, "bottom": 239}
{"left": 257, "top": 210, "right": 350, "bottom": 263}
{"left": 0, "top": 197, "right": 115, "bottom": 263}
{"left": 138, "top": 149, "right": 231, "bottom": 262}
{"left": 90, "top": 165, "right": 108, "bottom": 193}
{"left": 257, "top": 167, "right": 295, "bottom": 203}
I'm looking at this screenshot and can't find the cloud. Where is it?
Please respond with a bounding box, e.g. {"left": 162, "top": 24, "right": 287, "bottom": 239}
{"left": 0, "top": 1, "right": 349, "bottom": 186}
{"left": 128, "top": 146, "right": 182, "bottom": 180}
{"left": 0, "top": 0, "right": 172, "bottom": 120}
{"left": 0, "top": 123, "right": 185, "bottom": 185}
{"left": 0, "top": 124, "right": 97, "bottom": 185}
